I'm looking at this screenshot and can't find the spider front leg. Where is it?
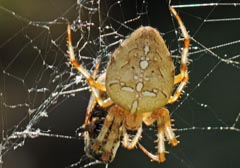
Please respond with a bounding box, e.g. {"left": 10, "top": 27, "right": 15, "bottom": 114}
{"left": 140, "top": 108, "right": 178, "bottom": 162}
{"left": 67, "top": 25, "right": 113, "bottom": 108}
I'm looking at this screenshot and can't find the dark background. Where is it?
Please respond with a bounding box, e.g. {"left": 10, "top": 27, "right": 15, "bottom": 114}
{"left": 1, "top": 0, "right": 240, "bottom": 168}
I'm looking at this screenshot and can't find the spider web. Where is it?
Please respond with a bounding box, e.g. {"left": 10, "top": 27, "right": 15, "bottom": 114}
{"left": 0, "top": 0, "right": 240, "bottom": 168}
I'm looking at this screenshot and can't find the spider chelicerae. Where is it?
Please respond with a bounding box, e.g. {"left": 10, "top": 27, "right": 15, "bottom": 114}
{"left": 67, "top": 6, "right": 190, "bottom": 163}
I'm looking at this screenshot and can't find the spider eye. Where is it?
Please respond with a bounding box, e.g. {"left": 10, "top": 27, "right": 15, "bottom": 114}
{"left": 131, "top": 66, "right": 135, "bottom": 70}
{"left": 151, "top": 70, "right": 155, "bottom": 73}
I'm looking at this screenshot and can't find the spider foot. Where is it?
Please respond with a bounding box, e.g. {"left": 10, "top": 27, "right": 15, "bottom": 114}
{"left": 164, "top": 126, "right": 179, "bottom": 147}
{"left": 157, "top": 108, "right": 179, "bottom": 147}
{"left": 155, "top": 130, "right": 167, "bottom": 162}
{"left": 101, "top": 151, "right": 111, "bottom": 163}
{"left": 92, "top": 140, "right": 101, "bottom": 151}
{"left": 88, "top": 140, "right": 113, "bottom": 163}
{"left": 138, "top": 143, "right": 166, "bottom": 163}
{"left": 154, "top": 122, "right": 179, "bottom": 162}
{"left": 138, "top": 131, "right": 168, "bottom": 163}
{"left": 154, "top": 125, "right": 178, "bottom": 162}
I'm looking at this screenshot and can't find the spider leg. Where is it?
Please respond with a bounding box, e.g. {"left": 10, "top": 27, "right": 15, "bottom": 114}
{"left": 138, "top": 143, "right": 161, "bottom": 162}
{"left": 122, "top": 125, "right": 142, "bottom": 149}
{"left": 141, "top": 108, "right": 178, "bottom": 162}
{"left": 67, "top": 25, "right": 113, "bottom": 108}
{"left": 93, "top": 60, "right": 101, "bottom": 79}
{"left": 168, "top": 6, "right": 190, "bottom": 104}
{"left": 91, "top": 108, "right": 114, "bottom": 152}
{"left": 92, "top": 105, "right": 124, "bottom": 162}
{"left": 153, "top": 109, "right": 178, "bottom": 162}
{"left": 101, "top": 110, "right": 123, "bottom": 162}
{"left": 67, "top": 24, "right": 105, "bottom": 91}
{"left": 91, "top": 88, "right": 113, "bottom": 108}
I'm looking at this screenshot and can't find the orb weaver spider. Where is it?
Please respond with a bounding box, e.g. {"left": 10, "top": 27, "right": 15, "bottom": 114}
{"left": 67, "top": 6, "right": 190, "bottom": 163}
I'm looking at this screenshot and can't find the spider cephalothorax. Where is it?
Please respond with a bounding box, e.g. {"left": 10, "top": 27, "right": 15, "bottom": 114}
{"left": 68, "top": 6, "right": 190, "bottom": 163}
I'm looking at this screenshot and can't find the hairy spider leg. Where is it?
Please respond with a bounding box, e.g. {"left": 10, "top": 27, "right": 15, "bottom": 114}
{"left": 101, "top": 112, "right": 122, "bottom": 162}
{"left": 91, "top": 105, "right": 124, "bottom": 162}
{"left": 67, "top": 25, "right": 113, "bottom": 107}
{"left": 140, "top": 107, "right": 178, "bottom": 162}
{"left": 168, "top": 6, "right": 190, "bottom": 104}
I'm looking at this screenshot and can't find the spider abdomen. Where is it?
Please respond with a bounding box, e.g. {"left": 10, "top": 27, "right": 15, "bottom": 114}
{"left": 106, "top": 26, "right": 175, "bottom": 113}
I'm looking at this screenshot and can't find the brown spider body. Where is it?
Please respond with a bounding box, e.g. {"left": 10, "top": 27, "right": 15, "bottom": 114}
{"left": 68, "top": 6, "right": 190, "bottom": 164}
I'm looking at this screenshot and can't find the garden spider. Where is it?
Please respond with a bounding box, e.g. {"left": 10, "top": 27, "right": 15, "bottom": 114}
{"left": 68, "top": 6, "right": 190, "bottom": 163}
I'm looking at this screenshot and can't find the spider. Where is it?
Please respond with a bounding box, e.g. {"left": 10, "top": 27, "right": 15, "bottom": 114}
{"left": 67, "top": 6, "right": 190, "bottom": 163}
